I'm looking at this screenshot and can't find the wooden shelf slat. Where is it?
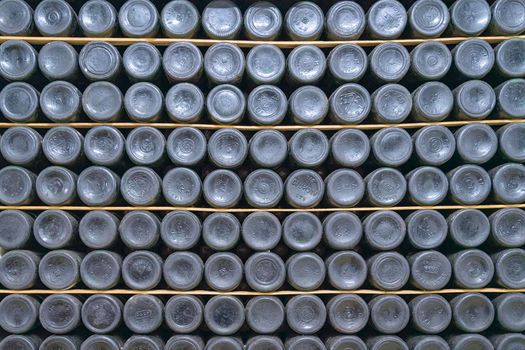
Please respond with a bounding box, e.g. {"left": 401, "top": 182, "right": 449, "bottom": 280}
{"left": 0, "top": 119, "right": 523, "bottom": 131}
{"left": 0, "top": 35, "right": 524, "bottom": 48}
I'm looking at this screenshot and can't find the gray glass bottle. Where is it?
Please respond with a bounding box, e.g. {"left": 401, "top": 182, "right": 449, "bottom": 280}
{"left": 450, "top": 249, "right": 494, "bottom": 288}
{"left": 208, "top": 128, "right": 248, "bottom": 167}
{"left": 247, "top": 85, "right": 287, "bottom": 125}
{"left": 327, "top": 44, "right": 368, "bottom": 84}
{"left": 0, "top": 250, "right": 39, "bottom": 289}
{"left": 326, "top": 251, "right": 367, "bottom": 290}
{"left": 163, "top": 42, "right": 203, "bottom": 83}
{"left": 80, "top": 250, "right": 121, "bottom": 290}
{"left": 82, "top": 82, "right": 123, "bottom": 122}
{"left": 246, "top": 296, "right": 284, "bottom": 334}
{"left": 412, "top": 82, "right": 453, "bottom": 122}
{"left": 451, "top": 293, "right": 495, "bottom": 332}
{"left": 289, "top": 128, "right": 329, "bottom": 167}
{"left": 413, "top": 125, "right": 456, "bottom": 165}
{"left": 0, "top": 336, "right": 41, "bottom": 350}
{"left": 495, "top": 79, "right": 525, "bottom": 119}
{"left": 81, "top": 294, "right": 122, "bottom": 334}
{"left": 286, "top": 295, "right": 326, "bottom": 334}
{"left": 244, "top": 169, "right": 283, "bottom": 208}
{"left": 448, "top": 164, "right": 491, "bottom": 205}
{"left": 84, "top": 126, "right": 125, "bottom": 166}
{"left": 206, "top": 338, "right": 243, "bottom": 350}
{"left": 285, "top": 1, "right": 324, "bottom": 40}
{"left": 371, "top": 127, "right": 413, "bottom": 167}
{"left": 289, "top": 86, "right": 328, "bottom": 125}
{"left": 79, "top": 0, "right": 117, "bottom": 37}
{"left": 242, "top": 212, "right": 282, "bottom": 251}
{"left": 122, "top": 251, "right": 162, "bottom": 290}
{"left": 161, "top": 211, "right": 201, "bottom": 250}
{"left": 165, "top": 295, "right": 203, "bottom": 333}
{"left": 166, "top": 336, "right": 204, "bottom": 350}
{"left": 119, "top": 0, "right": 159, "bottom": 38}
{"left": 366, "top": 0, "right": 407, "bottom": 38}
{"left": 369, "top": 43, "right": 410, "bottom": 83}
{"left": 39, "top": 250, "right": 83, "bottom": 290}
{"left": 448, "top": 209, "right": 490, "bottom": 247}
{"left": 40, "top": 336, "right": 83, "bottom": 350}
{"left": 371, "top": 84, "right": 412, "bottom": 124}
{"left": 0, "top": 210, "right": 33, "bottom": 250}
{"left": 329, "top": 83, "right": 371, "bottom": 124}
{"left": 455, "top": 123, "right": 498, "bottom": 163}
{"left": 490, "top": 0, "right": 525, "bottom": 35}
{"left": 1, "top": 126, "right": 41, "bottom": 166}
{"left": 0, "top": 0, "right": 33, "bottom": 36}
{"left": 38, "top": 41, "right": 78, "bottom": 81}
{"left": 247, "top": 337, "right": 283, "bottom": 350}
{"left": 166, "top": 127, "right": 206, "bottom": 166}
{"left": 203, "top": 213, "right": 240, "bottom": 251}
{"left": 244, "top": 2, "right": 282, "bottom": 40}
{"left": 286, "top": 253, "right": 325, "bottom": 291}
{"left": 82, "top": 336, "right": 123, "bottom": 350}
{"left": 124, "top": 336, "right": 164, "bottom": 350}
{"left": 364, "top": 211, "right": 406, "bottom": 250}
{"left": 0, "top": 82, "right": 39, "bottom": 122}
{"left": 364, "top": 168, "right": 407, "bottom": 207}
{"left": 123, "top": 43, "right": 162, "bottom": 82}
{"left": 204, "top": 43, "right": 245, "bottom": 85}
{"left": 493, "top": 293, "right": 525, "bottom": 331}
{"left": 162, "top": 167, "right": 202, "bottom": 206}
{"left": 0, "top": 40, "right": 37, "bottom": 81}
{"left": 408, "top": 337, "right": 449, "bottom": 350}
{"left": 408, "top": 0, "right": 449, "bottom": 38}
{"left": 0, "top": 294, "right": 39, "bottom": 333}
{"left": 327, "top": 294, "right": 369, "bottom": 334}
{"left": 79, "top": 211, "right": 119, "bottom": 249}
{"left": 282, "top": 212, "right": 322, "bottom": 251}
{"left": 325, "top": 169, "right": 364, "bottom": 208}
{"left": 126, "top": 127, "right": 166, "bottom": 165}
{"left": 245, "top": 252, "right": 286, "bottom": 292}
{"left": 410, "top": 41, "right": 452, "bottom": 81}
{"left": 453, "top": 80, "right": 496, "bottom": 121}
{"left": 330, "top": 129, "right": 370, "bottom": 168}
{"left": 287, "top": 45, "right": 326, "bottom": 85}
{"left": 207, "top": 84, "right": 246, "bottom": 125}
{"left": 161, "top": 0, "right": 200, "bottom": 38}
{"left": 494, "top": 39, "right": 525, "bottom": 78}
{"left": 406, "top": 210, "right": 447, "bottom": 249}
{"left": 40, "top": 82, "right": 82, "bottom": 122}
{"left": 204, "top": 295, "right": 245, "bottom": 335}
{"left": 323, "top": 212, "right": 362, "bottom": 250}
{"left": 326, "top": 336, "right": 366, "bottom": 350}
{"left": 79, "top": 42, "right": 121, "bottom": 81}
{"left": 368, "top": 252, "right": 410, "bottom": 291}
{"left": 121, "top": 167, "right": 162, "bottom": 206}
{"left": 285, "top": 336, "right": 325, "bottom": 350}
{"left": 203, "top": 169, "right": 243, "bottom": 208}
{"left": 493, "top": 248, "right": 525, "bottom": 288}
{"left": 449, "top": 0, "right": 491, "bottom": 36}
{"left": 491, "top": 163, "right": 525, "bottom": 204}
{"left": 490, "top": 208, "right": 525, "bottom": 247}
{"left": 77, "top": 166, "right": 119, "bottom": 206}
{"left": 245, "top": 45, "right": 285, "bottom": 86}
{"left": 453, "top": 39, "right": 495, "bottom": 79}
{"left": 202, "top": 0, "right": 242, "bottom": 39}
{"left": 119, "top": 211, "right": 159, "bottom": 249}
{"left": 409, "top": 250, "right": 452, "bottom": 290}
{"left": 409, "top": 294, "right": 451, "bottom": 334}
{"left": 249, "top": 130, "right": 287, "bottom": 168}
{"left": 123, "top": 295, "right": 163, "bottom": 333}
{"left": 491, "top": 334, "right": 525, "bottom": 350}
{"left": 33, "top": 210, "right": 77, "bottom": 249}
{"left": 326, "top": 2, "right": 365, "bottom": 40}
{"left": 166, "top": 85, "right": 204, "bottom": 123}
{"left": 124, "top": 83, "right": 164, "bottom": 122}
{"left": 406, "top": 166, "right": 448, "bottom": 206}
{"left": 204, "top": 252, "right": 243, "bottom": 291}
{"left": 369, "top": 295, "right": 410, "bottom": 334}
{"left": 0, "top": 166, "right": 36, "bottom": 205}
{"left": 34, "top": 0, "right": 76, "bottom": 36}
{"left": 498, "top": 122, "right": 525, "bottom": 163}
{"left": 39, "top": 294, "right": 82, "bottom": 334}
{"left": 163, "top": 252, "right": 203, "bottom": 290}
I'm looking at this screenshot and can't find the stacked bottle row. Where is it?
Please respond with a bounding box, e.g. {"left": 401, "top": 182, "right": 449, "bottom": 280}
{"left": 1, "top": 39, "right": 525, "bottom": 124}
{"left": 1, "top": 293, "right": 524, "bottom": 336}
{"left": 1, "top": 0, "right": 524, "bottom": 39}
